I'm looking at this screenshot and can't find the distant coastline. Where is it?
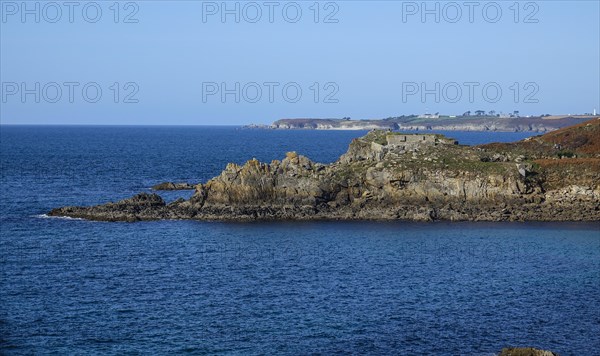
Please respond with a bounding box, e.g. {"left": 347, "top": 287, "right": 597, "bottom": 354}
{"left": 245, "top": 115, "right": 598, "bottom": 132}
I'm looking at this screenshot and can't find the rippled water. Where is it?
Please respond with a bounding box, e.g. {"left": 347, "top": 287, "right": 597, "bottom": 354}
{"left": 1, "top": 126, "right": 598, "bottom": 354}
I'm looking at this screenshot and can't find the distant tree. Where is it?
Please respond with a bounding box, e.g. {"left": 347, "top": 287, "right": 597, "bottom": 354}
{"left": 463, "top": 111, "right": 471, "bottom": 116}
{"left": 513, "top": 110, "right": 520, "bottom": 116}
{"left": 488, "top": 110, "right": 496, "bottom": 116}
{"left": 342, "top": 117, "right": 351, "bottom": 120}
{"left": 475, "top": 110, "right": 485, "bottom": 116}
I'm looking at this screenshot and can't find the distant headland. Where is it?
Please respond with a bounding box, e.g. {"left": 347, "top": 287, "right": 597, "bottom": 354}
{"left": 245, "top": 113, "right": 599, "bottom": 132}
{"left": 50, "top": 118, "right": 600, "bottom": 222}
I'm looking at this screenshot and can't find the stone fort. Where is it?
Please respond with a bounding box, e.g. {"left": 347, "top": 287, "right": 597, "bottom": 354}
{"left": 385, "top": 133, "right": 457, "bottom": 146}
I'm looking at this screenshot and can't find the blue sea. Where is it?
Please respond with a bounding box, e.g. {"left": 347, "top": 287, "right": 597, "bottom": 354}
{"left": 1, "top": 126, "right": 599, "bottom": 355}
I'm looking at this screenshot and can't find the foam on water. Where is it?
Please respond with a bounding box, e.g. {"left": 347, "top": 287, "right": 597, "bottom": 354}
{"left": 34, "top": 214, "right": 85, "bottom": 221}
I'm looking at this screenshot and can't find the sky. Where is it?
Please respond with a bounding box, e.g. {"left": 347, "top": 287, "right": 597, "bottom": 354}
{"left": 1, "top": 0, "right": 599, "bottom": 125}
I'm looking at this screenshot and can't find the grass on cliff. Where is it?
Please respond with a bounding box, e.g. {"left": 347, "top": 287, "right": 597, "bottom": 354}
{"left": 408, "top": 144, "right": 514, "bottom": 175}
{"left": 541, "top": 118, "right": 600, "bottom": 154}
{"left": 480, "top": 118, "right": 600, "bottom": 159}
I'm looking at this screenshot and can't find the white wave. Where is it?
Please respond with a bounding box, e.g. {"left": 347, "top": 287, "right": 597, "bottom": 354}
{"left": 34, "top": 214, "right": 85, "bottom": 221}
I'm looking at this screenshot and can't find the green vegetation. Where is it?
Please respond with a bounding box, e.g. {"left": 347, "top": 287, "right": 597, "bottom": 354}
{"left": 361, "top": 130, "right": 389, "bottom": 145}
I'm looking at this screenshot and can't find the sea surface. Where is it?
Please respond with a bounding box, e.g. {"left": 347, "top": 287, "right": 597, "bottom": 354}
{"left": 1, "top": 126, "right": 599, "bottom": 355}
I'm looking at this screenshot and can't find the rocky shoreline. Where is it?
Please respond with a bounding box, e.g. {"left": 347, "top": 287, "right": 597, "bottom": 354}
{"left": 49, "top": 119, "right": 600, "bottom": 222}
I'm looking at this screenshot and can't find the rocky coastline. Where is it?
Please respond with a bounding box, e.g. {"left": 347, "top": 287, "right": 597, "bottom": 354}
{"left": 49, "top": 119, "right": 600, "bottom": 222}
{"left": 260, "top": 116, "right": 596, "bottom": 132}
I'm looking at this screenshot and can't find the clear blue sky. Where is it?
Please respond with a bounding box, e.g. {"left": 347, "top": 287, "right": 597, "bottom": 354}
{"left": 1, "top": 0, "right": 599, "bottom": 125}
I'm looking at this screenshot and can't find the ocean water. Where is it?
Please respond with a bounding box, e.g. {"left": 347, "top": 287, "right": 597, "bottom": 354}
{"left": 1, "top": 126, "right": 598, "bottom": 355}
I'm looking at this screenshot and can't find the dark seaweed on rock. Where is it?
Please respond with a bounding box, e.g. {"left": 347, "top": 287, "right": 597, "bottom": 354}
{"left": 151, "top": 182, "right": 195, "bottom": 190}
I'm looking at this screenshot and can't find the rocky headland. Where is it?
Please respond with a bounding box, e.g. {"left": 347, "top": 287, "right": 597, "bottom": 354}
{"left": 49, "top": 119, "right": 600, "bottom": 222}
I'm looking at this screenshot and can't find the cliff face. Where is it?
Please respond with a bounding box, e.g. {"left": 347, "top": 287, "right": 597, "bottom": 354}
{"left": 50, "top": 119, "right": 600, "bottom": 222}
{"left": 195, "top": 153, "right": 327, "bottom": 207}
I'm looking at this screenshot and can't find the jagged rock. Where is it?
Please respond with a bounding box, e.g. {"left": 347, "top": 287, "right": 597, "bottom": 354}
{"left": 516, "top": 163, "right": 533, "bottom": 177}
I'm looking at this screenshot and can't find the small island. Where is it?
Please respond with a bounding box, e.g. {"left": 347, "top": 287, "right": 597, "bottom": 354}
{"left": 49, "top": 119, "right": 600, "bottom": 222}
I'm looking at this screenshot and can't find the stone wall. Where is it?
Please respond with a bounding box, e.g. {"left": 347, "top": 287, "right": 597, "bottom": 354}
{"left": 386, "top": 134, "right": 437, "bottom": 146}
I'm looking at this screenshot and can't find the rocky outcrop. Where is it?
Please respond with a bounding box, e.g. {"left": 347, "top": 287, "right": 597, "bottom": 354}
{"left": 51, "top": 193, "right": 169, "bottom": 222}
{"left": 498, "top": 347, "right": 559, "bottom": 356}
{"left": 151, "top": 182, "right": 195, "bottom": 190}
{"left": 49, "top": 120, "right": 600, "bottom": 222}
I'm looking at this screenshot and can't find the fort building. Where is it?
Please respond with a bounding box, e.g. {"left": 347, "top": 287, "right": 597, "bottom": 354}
{"left": 386, "top": 133, "right": 457, "bottom": 146}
